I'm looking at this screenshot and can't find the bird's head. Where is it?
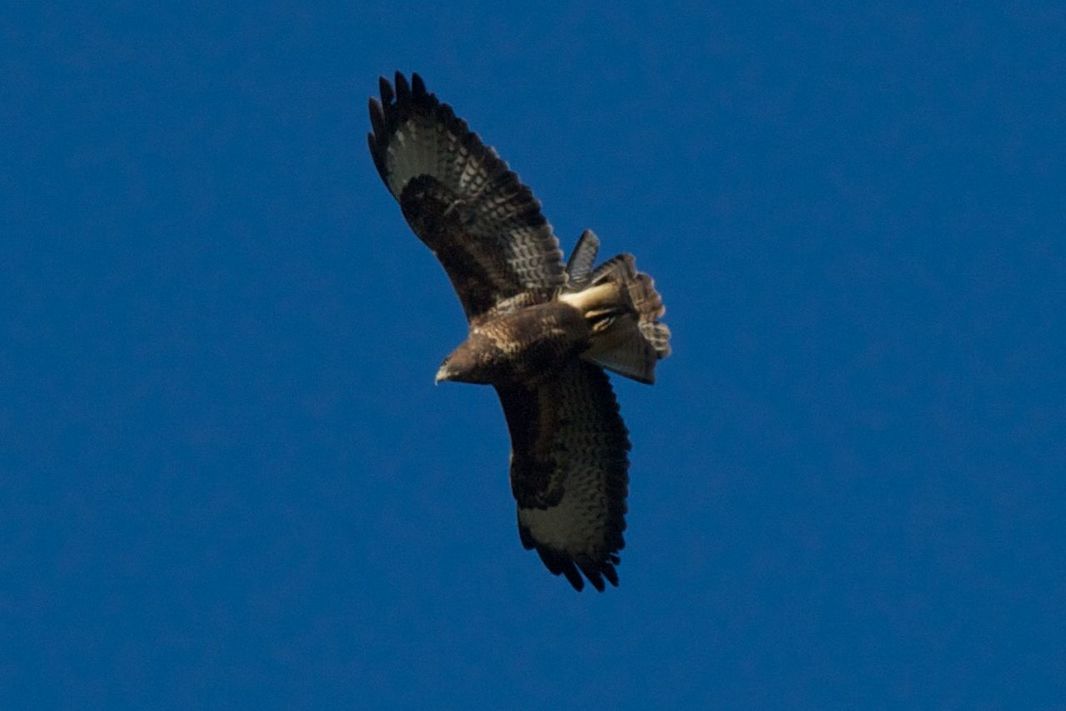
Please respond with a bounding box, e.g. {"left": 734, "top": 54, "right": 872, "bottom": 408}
{"left": 435, "top": 335, "right": 495, "bottom": 385}
{"left": 434, "top": 356, "right": 460, "bottom": 384}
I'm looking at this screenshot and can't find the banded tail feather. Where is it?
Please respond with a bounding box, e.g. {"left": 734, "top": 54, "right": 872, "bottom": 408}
{"left": 560, "top": 245, "right": 671, "bottom": 384}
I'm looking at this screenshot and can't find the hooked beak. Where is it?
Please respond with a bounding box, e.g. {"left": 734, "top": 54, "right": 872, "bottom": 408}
{"left": 435, "top": 363, "right": 452, "bottom": 385}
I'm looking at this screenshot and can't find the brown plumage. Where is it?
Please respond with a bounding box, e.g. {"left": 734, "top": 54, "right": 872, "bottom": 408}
{"left": 368, "top": 72, "right": 671, "bottom": 591}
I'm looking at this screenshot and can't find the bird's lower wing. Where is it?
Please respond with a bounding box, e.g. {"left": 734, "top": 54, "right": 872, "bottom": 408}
{"left": 495, "top": 361, "right": 630, "bottom": 591}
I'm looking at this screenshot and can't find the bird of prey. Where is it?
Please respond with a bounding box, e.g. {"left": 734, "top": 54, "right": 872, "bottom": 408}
{"left": 367, "top": 72, "right": 670, "bottom": 591}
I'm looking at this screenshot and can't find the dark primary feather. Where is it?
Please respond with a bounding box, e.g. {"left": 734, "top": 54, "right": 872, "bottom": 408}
{"left": 496, "top": 361, "right": 630, "bottom": 591}
{"left": 368, "top": 72, "right": 566, "bottom": 321}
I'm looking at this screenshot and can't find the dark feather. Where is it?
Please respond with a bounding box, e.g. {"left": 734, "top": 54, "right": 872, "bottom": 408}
{"left": 368, "top": 98, "right": 385, "bottom": 139}
{"left": 394, "top": 71, "right": 410, "bottom": 102}
{"left": 411, "top": 72, "right": 427, "bottom": 97}
{"left": 378, "top": 76, "right": 393, "bottom": 106}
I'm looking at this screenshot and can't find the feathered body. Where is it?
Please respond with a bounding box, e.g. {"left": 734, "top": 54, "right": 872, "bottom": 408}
{"left": 437, "top": 302, "right": 590, "bottom": 386}
{"left": 368, "top": 72, "right": 670, "bottom": 591}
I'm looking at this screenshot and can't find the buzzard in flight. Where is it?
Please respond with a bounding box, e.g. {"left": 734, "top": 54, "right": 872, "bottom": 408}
{"left": 368, "top": 72, "right": 670, "bottom": 591}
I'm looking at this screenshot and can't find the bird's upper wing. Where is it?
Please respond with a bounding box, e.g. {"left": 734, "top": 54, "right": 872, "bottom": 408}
{"left": 495, "top": 361, "right": 630, "bottom": 591}
{"left": 368, "top": 72, "right": 566, "bottom": 321}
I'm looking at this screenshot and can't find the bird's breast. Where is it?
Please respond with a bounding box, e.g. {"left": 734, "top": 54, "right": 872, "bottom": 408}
{"left": 478, "top": 302, "right": 591, "bottom": 383}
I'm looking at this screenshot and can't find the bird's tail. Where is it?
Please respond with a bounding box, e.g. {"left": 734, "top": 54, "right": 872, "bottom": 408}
{"left": 560, "top": 253, "right": 671, "bottom": 384}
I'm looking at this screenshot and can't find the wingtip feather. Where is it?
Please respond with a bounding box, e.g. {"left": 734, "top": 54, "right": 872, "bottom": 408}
{"left": 411, "top": 72, "right": 426, "bottom": 97}
{"left": 562, "top": 564, "right": 585, "bottom": 591}
{"left": 603, "top": 564, "right": 619, "bottom": 587}
{"left": 578, "top": 560, "right": 607, "bottom": 592}
{"left": 368, "top": 97, "right": 385, "bottom": 136}
{"left": 394, "top": 71, "right": 410, "bottom": 101}
{"left": 378, "top": 76, "right": 393, "bottom": 105}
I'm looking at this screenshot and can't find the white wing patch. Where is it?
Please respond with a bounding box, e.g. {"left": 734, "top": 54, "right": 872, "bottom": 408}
{"left": 518, "top": 488, "right": 610, "bottom": 554}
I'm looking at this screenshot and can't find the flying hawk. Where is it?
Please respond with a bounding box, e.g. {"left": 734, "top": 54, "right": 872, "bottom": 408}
{"left": 368, "top": 72, "right": 670, "bottom": 591}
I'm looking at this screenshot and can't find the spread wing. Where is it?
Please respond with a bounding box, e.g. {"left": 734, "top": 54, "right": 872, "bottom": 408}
{"left": 495, "top": 361, "right": 630, "bottom": 591}
{"left": 368, "top": 72, "right": 566, "bottom": 321}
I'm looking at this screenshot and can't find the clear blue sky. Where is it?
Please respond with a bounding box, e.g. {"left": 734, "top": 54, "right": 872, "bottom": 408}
{"left": 3, "top": 2, "right": 1064, "bottom": 708}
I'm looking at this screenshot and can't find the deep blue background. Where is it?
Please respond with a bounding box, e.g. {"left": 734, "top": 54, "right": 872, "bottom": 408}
{"left": 3, "top": 2, "right": 1064, "bottom": 708}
